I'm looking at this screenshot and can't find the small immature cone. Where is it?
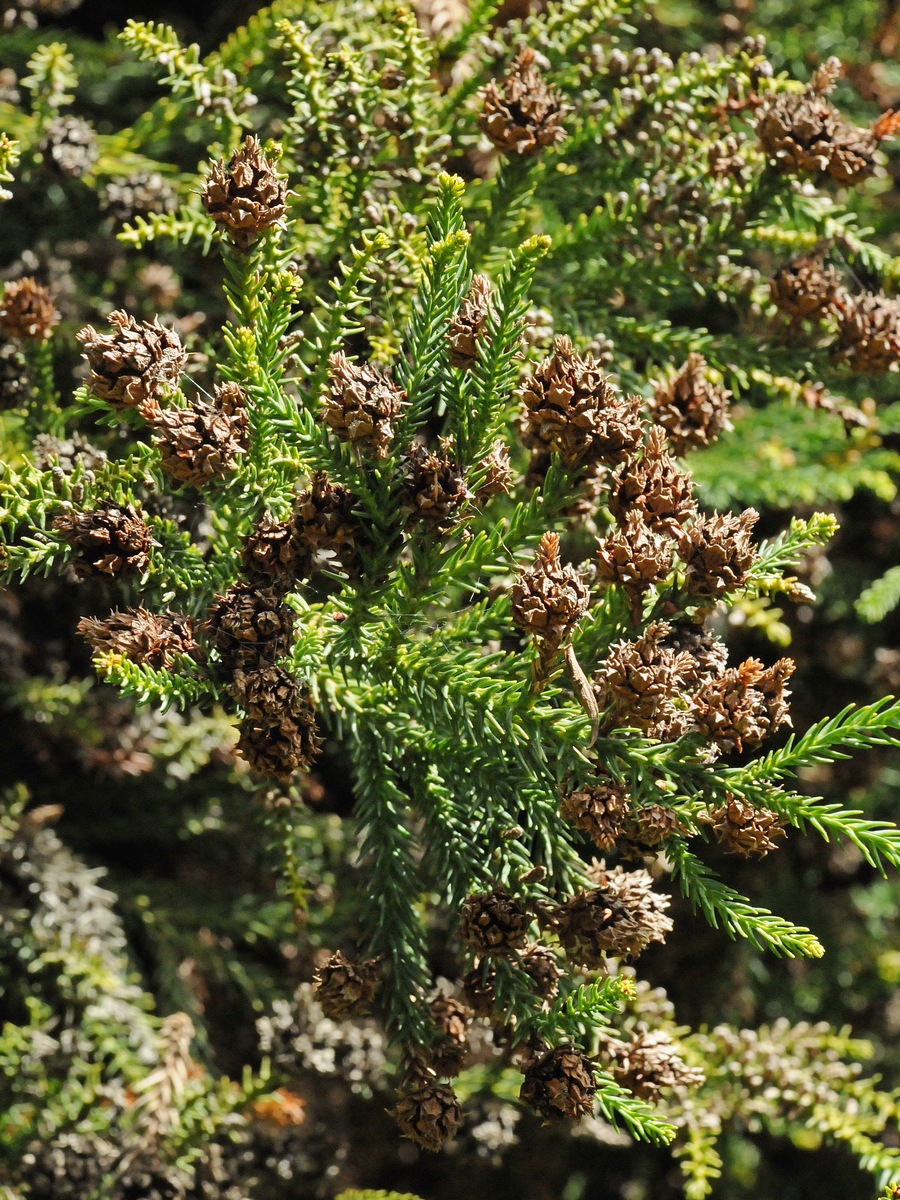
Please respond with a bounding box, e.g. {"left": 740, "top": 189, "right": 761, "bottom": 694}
{"left": 53, "top": 502, "right": 154, "bottom": 579}
{"left": 40, "top": 115, "right": 98, "bottom": 179}
{"left": 606, "top": 1030, "right": 705, "bottom": 1102}
{"left": 595, "top": 514, "right": 674, "bottom": 622}
{"left": 448, "top": 275, "right": 493, "bottom": 369}
{"left": 322, "top": 351, "right": 407, "bottom": 458}
{"left": 313, "top": 951, "right": 381, "bottom": 1018}
{"left": 472, "top": 439, "right": 513, "bottom": 504}
{"left": 511, "top": 532, "right": 590, "bottom": 684}
{"left": 428, "top": 996, "right": 473, "bottom": 1076}
{"left": 608, "top": 427, "right": 696, "bottom": 536}
{"left": 141, "top": 381, "right": 249, "bottom": 488}
{"left": 459, "top": 887, "right": 530, "bottom": 955}
{"left": 703, "top": 796, "right": 786, "bottom": 857}
{"left": 78, "top": 310, "right": 186, "bottom": 409}
{"left": 770, "top": 255, "right": 843, "bottom": 321}
{"left": 676, "top": 509, "right": 759, "bottom": 601}
{"left": 232, "top": 665, "right": 320, "bottom": 781}
{"left": 201, "top": 135, "right": 288, "bottom": 251}
{"left": 546, "top": 866, "right": 673, "bottom": 966}
{"left": 832, "top": 292, "right": 900, "bottom": 373}
{"left": 293, "top": 470, "right": 359, "bottom": 578}
{"left": 560, "top": 780, "right": 630, "bottom": 851}
{"left": 648, "top": 354, "right": 733, "bottom": 456}
{"left": 77, "top": 608, "right": 197, "bottom": 669}
{"left": 203, "top": 584, "right": 296, "bottom": 672}
{"left": 519, "top": 1045, "right": 596, "bottom": 1122}
{"left": 689, "top": 656, "right": 795, "bottom": 753}
{"left": 480, "top": 47, "right": 567, "bottom": 156}
{"left": 390, "top": 1072, "right": 462, "bottom": 1151}
{"left": 401, "top": 439, "right": 472, "bottom": 532}
{"left": 0, "top": 277, "right": 59, "bottom": 341}
{"left": 520, "top": 336, "right": 643, "bottom": 471}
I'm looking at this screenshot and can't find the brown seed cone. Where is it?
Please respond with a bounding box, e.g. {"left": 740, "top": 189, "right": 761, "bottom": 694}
{"left": 322, "top": 351, "right": 407, "bottom": 458}
{"left": 648, "top": 354, "right": 733, "bottom": 456}
{"left": 689, "top": 656, "right": 795, "bottom": 753}
{"left": 546, "top": 867, "right": 673, "bottom": 966}
{"left": 401, "top": 439, "right": 472, "bottom": 532}
{"left": 479, "top": 48, "right": 567, "bottom": 156}
{"left": 101, "top": 170, "right": 179, "bottom": 224}
{"left": 520, "top": 944, "right": 563, "bottom": 1004}
{"left": 204, "top": 584, "right": 296, "bottom": 672}
{"left": 461, "top": 964, "right": 497, "bottom": 1019}
{"left": 608, "top": 427, "right": 697, "bottom": 536}
{"left": 511, "top": 532, "right": 590, "bottom": 648}
{"left": 448, "top": 275, "right": 493, "bottom": 369}
{"left": 617, "top": 804, "right": 685, "bottom": 861}
{"left": 40, "top": 115, "right": 98, "bottom": 179}
{"left": 292, "top": 470, "right": 359, "bottom": 578}
{"left": 520, "top": 336, "right": 643, "bottom": 471}
{"left": 313, "top": 951, "right": 381, "bottom": 1018}
{"left": 606, "top": 1030, "right": 705, "bottom": 1103}
{"left": 660, "top": 624, "right": 728, "bottom": 685}
{"left": 460, "top": 887, "right": 530, "bottom": 955}
{"left": 0, "top": 277, "right": 59, "bottom": 341}
{"left": 141, "top": 385, "right": 249, "bottom": 489}
{"left": 77, "top": 607, "right": 198, "bottom": 669}
{"left": 519, "top": 1045, "right": 596, "bottom": 1122}
{"left": 595, "top": 514, "right": 674, "bottom": 621}
{"left": 232, "top": 666, "right": 320, "bottom": 781}
{"left": 53, "top": 502, "right": 154, "bottom": 579}
{"left": 560, "top": 780, "right": 630, "bottom": 851}
{"left": 241, "top": 513, "right": 298, "bottom": 592}
{"left": 703, "top": 796, "right": 787, "bottom": 858}
{"left": 77, "top": 310, "right": 186, "bottom": 409}
{"left": 428, "top": 996, "right": 473, "bottom": 1076}
{"left": 676, "top": 508, "right": 759, "bottom": 601}
{"left": 201, "top": 135, "right": 288, "bottom": 251}
{"left": 473, "top": 439, "right": 513, "bottom": 505}
{"left": 833, "top": 291, "right": 900, "bottom": 373}
{"left": 828, "top": 125, "right": 880, "bottom": 185}
{"left": 771, "top": 256, "right": 843, "bottom": 321}
{"left": 390, "top": 1076, "right": 462, "bottom": 1151}
{"left": 593, "top": 622, "right": 693, "bottom": 734}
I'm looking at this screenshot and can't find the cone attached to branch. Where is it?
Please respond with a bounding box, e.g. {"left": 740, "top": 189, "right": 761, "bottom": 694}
{"left": 390, "top": 1066, "right": 462, "bottom": 1151}
{"left": 293, "top": 471, "right": 359, "bottom": 577}
{"left": 77, "top": 608, "right": 198, "bottom": 669}
{"left": 595, "top": 514, "right": 674, "bottom": 622}
{"left": 519, "top": 1045, "right": 597, "bottom": 1122}
{"left": 676, "top": 509, "right": 759, "bottom": 601}
{"left": 204, "top": 584, "right": 296, "bottom": 672}
{"left": 313, "top": 951, "right": 381, "bottom": 1018}
{"left": 545, "top": 866, "right": 673, "bottom": 966}
{"left": 771, "top": 255, "right": 843, "bottom": 321}
{"left": 448, "top": 274, "right": 494, "bottom": 369}
{"left": 322, "top": 352, "right": 407, "bottom": 458}
{"left": 833, "top": 291, "right": 900, "bottom": 373}
{"left": 53, "top": 502, "right": 154, "bottom": 579}
{"left": 78, "top": 310, "right": 185, "bottom": 409}
{"left": 511, "top": 532, "right": 590, "bottom": 687}
{"left": 0, "top": 277, "right": 59, "bottom": 341}
{"left": 401, "top": 439, "right": 472, "bottom": 532}
{"left": 648, "top": 354, "right": 732, "bottom": 455}
{"left": 480, "top": 48, "right": 567, "bottom": 156}
{"left": 141, "top": 382, "right": 249, "bottom": 488}
{"left": 689, "top": 657, "right": 794, "bottom": 753}
{"left": 702, "top": 796, "right": 787, "bottom": 857}
{"left": 608, "top": 427, "right": 696, "bottom": 536}
{"left": 201, "top": 135, "right": 288, "bottom": 250}
{"left": 232, "top": 665, "right": 320, "bottom": 781}
{"left": 460, "top": 887, "right": 530, "bottom": 955}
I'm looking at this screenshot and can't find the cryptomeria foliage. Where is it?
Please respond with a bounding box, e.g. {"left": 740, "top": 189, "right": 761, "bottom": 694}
{"left": 2, "top": 1, "right": 900, "bottom": 1196}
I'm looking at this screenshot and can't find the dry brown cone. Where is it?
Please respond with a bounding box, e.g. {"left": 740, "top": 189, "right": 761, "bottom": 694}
{"left": 241, "top": 512, "right": 298, "bottom": 592}
{"left": 141, "top": 383, "right": 249, "bottom": 489}
{"left": 660, "top": 623, "right": 728, "bottom": 685}
{"left": 617, "top": 804, "right": 685, "bottom": 861}
{"left": 676, "top": 508, "right": 759, "bottom": 601}
{"left": 473, "top": 439, "right": 513, "bottom": 505}
{"left": 232, "top": 665, "right": 320, "bottom": 781}
{"left": 703, "top": 796, "right": 787, "bottom": 858}
{"left": 322, "top": 351, "right": 407, "bottom": 458}
{"left": 833, "top": 291, "right": 900, "bottom": 373}
{"left": 203, "top": 584, "right": 296, "bottom": 672}
{"left": 201, "top": 135, "right": 288, "bottom": 251}
{"left": 648, "top": 354, "right": 733, "bottom": 456}
{"left": 461, "top": 964, "right": 497, "bottom": 1019}
{"left": 448, "top": 275, "right": 494, "bottom": 369}
{"left": 519, "top": 1045, "right": 596, "bottom": 1122}
{"left": 606, "top": 1030, "right": 705, "bottom": 1103}
{"left": 77, "top": 310, "right": 186, "bottom": 409}
{"left": 595, "top": 514, "right": 674, "bottom": 622}
{"left": 480, "top": 48, "right": 567, "bottom": 156}
{"left": 520, "top": 336, "right": 643, "bottom": 471}
{"left": 428, "top": 996, "right": 473, "bottom": 1076}
{"left": 459, "top": 887, "right": 530, "bottom": 955}
{"left": 313, "top": 951, "right": 381, "bottom": 1018}
{"left": 770, "top": 255, "right": 843, "bottom": 321}
{"left": 608, "top": 427, "right": 697, "bottom": 536}
{"left": 689, "top": 656, "right": 795, "bottom": 753}
{"left": 293, "top": 470, "right": 359, "bottom": 577}
{"left": 401, "top": 439, "right": 472, "bottom": 532}
{"left": 53, "top": 502, "right": 154, "bottom": 579}
{"left": 77, "top": 608, "right": 198, "bottom": 669}
{"left": 545, "top": 866, "right": 673, "bottom": 966}
{"left": 593, "top": 622, "right": 693, "bottom": 735}
{"left": 389, "top": 1070, "right": 462, "bottom": 1152}
{"left": 0, "top": 277, "right": 59, "bottom": 341}
{"left": 511, "top": 532, "right": 590, "bottom": 676}
{"left": 560, "top": 780, "right": 630, "bottom": 851}
{"left": 520, "top": 944, "right": 563, "bottom": 1004}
